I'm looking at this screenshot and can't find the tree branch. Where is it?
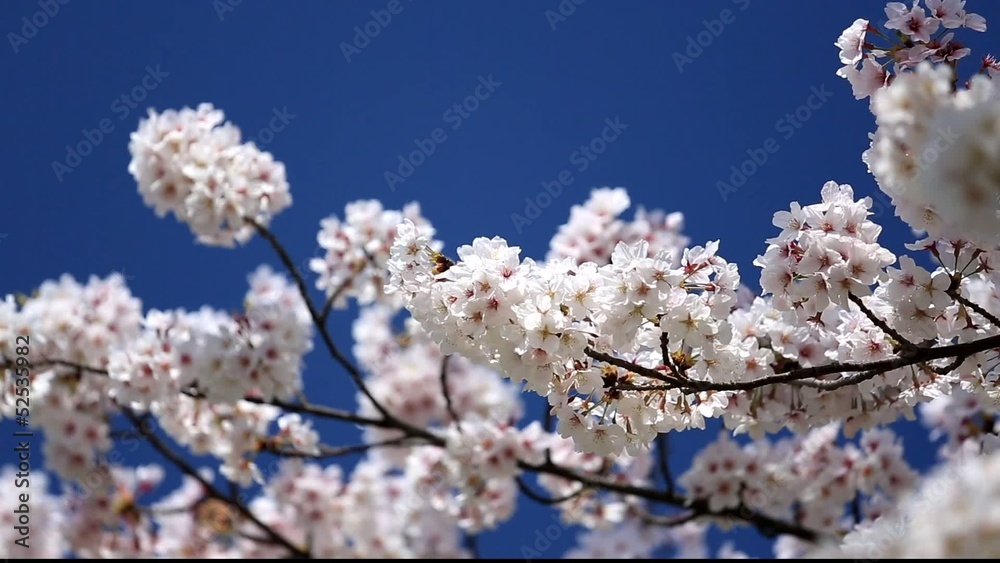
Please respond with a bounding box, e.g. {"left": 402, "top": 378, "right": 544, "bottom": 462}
{"left": 33, "top": 356, "right": 820, "bottom": 545}
{"left": 952, "top": 291, "right": 1000, "bottom": 328}
{"left": 120, "top": 409, "right": 309, "bottom": 558}
{"left": 591, "top": 333, "right": 1000, "bottom": 394}
{"left": 656, "top": 434, "right": 675, "bottom": 494}
{"left": 584, "top": 348, "right": 681, "bottom": 385}
{"left": 639, "top": 509, "right": 699, "bottom": 527}
{"left": 440, "top": 354, "right": 461, "bottom": 431}
{"left": 517, "top": 459, "right": 820, "bottom": 541}
{"left": 848, "top": 292, "right": 916, "bottom": 353}
{"left": 259, "top": 435, "right": 421, "bottom": 459}
{"left": 246, "top": 218, "right": 389, "bottom": 418}
{"left": 515, "top": 475, "right": 588, "bottom": 505}
{"left": 245, "top": 218, "right": 445, "bottom": 445}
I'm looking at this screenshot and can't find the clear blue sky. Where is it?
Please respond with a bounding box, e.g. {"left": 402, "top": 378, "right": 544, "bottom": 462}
{"left": 2, "top": 0, "right": 998, "bottom": 558}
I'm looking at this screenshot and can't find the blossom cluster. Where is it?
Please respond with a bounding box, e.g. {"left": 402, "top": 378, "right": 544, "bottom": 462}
{"left": 351, "top": 305, "right": 522, "bottom": 449}
{"left": 386, "top": 177, "right": 998, "bottom": 454}
{"left": 0, "top": 267, "right": 316, "bottom": 488}
{"left": 755, "top": 181, "right": 896, "bottom": 313}
{"left": 109, "top": 265, "right": 313, "bottom": 407}
{"left": 864, "top": 62, "right": 1000, "bottom": 245}
{"left": 127, "top": 103, "right": 292, "bottom": 247}
{"left": 679, "top": 424, "right": 917, "bottom": 531}
{"left": 920, "top": 387, "right": 1000, "bottom": 459}
{"left": 0, "top": 467, "right": 64, "bottom": 557}
{"left": 563, "top": 520, "right": 707, "bottom": 559}
{"left": 309, "top": 200, "right": 441, "bottom": 311}
{"left": 817, "top": 446, "right": 1000, "bottom": 558}
{"left": 1, "top": 273, "right": 141, "bottom": 481}
{"left": 387, "top": 199, "right": 747, "bottom": 456}
{"left": 836, "top": 0, "right": 987, "bottom": 100}
{"left": 254, "top": 458, "right": 472, "bottom": 558}
{"left": 546, "top": 187, "right": 689, "bottom": 267}
{"left": 2, "top": 2, "right": 1000, "bottom": 556}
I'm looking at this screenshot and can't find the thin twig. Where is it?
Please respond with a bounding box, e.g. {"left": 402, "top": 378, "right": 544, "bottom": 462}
{"left": 849, "top": 293, "right": 917, "bottom": 354}
{"left": 515, "top": 475, "right": 588, "bottom": 505}
{"left": 246, "top": 218, "right": 389, "bottom": 418}
{"left": 659, "top": 330, "right": 686, "bottom": 380}
{"left": 440, "top": 355, "right": 461, "bottom": 431}
{"left": 246, "top": 218, "right": 440, "bottom": 443}
{"left": 639, "top": 509, "right": 699, "bottom": 527}
{"left": 464, "top": 533, "right": 480, "bottom": 559}
{"left": 260, "top": 436, "right": 419, "bottom": 459}
{"left": 656, "top": 434, "right": 675, "bottom": 494}
{"left": 952, "top": 291, "right": 1000, "bottom": 328}
{"left": 517, "top": 459, "right": 820, "bottom": 541}
{"left": 318, "top": 274, "right": 357, "bottom": 326}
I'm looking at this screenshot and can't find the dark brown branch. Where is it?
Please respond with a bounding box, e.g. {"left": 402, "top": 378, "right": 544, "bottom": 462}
{"left": 259, "top": 435, "right": 420, "bottom": 458}
{"left": 246, "top": 218, "right": 389, "bottom": 419}
{"left": 440, "top": 355, "right": 461, "bottom": 430}
{"left": 617, "top": 383, "right": 674, "bottom": 392}
{"left": 659, "top": 330, "right": 686, "bottom": 381}
{"left": 318, "top": 270, "right": 362, "bottom": 326}
{"left": 464, "top": 532, "right": 480, "bottom": 559}
{"left": 791, "top": 368, "right": 882, "bottom": 391}
{"left": 646, "top": 333, "right": 1000, "bottom": 393}
{"left": 515, "top": 475, "right": 588, "bottom": 505}
{"left": 584, "top": 348, "right": 680, "bottom": 385}
{"left": 517, "top": 459, "right": 820, "bottom": 541}
{"left": 639, "top": 509, "right": 699, "bottom": 527}
{"left": 952, "top": 291, "right": 1000, "bottom": 328}
{"left": 656, "top": 434, "right": 675, "bottom": 494}
{"left": 26, "top": 358, "right": 109, "bottom": 375}
{"left": 933, "top": 354, "right": 972, "bottom": 375}
{"left": 848, "top": 292, "right": 916, "bottom": 353}
{"left": 215, "top": 394, "right": 445, "bottom": 446}
{"left": 246, "top": 218, "right": 443, "bottom": 444}
{"left": 30, "top": 357, "right": 817, "bottom": 545}
{"left": 851, "top": 494, "right": 862, "bottom": 525}
{"left": 180, "top": 390, "right": 380, "bottom": 429}
{"left": 120, "top": 409, "right": 309, "bottom": 558}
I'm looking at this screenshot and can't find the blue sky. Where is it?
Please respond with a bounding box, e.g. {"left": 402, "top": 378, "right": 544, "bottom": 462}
{"left": 3, "top": 0, "right": 999, "bottom": 558}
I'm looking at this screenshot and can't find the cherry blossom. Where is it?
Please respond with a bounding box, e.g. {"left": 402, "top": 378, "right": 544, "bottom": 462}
{"left": 127, "top": 103, "right": 291, "bottom": 247}
{"left": 3, "top": 2, "right": 1000, "bottom": 558}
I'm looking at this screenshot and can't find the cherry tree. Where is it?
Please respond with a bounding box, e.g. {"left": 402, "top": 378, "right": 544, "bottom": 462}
{"left": 3, "top": 0, "right": 1000, "bottom": 558}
